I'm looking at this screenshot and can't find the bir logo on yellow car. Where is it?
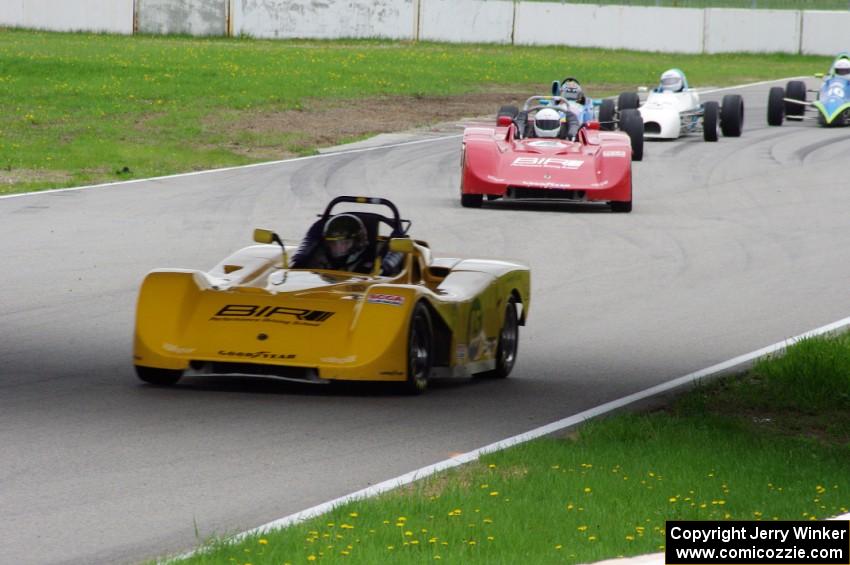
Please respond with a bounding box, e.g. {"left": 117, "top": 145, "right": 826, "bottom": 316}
{"left": 211, "top": 305, "right": 335, "bottom": 324}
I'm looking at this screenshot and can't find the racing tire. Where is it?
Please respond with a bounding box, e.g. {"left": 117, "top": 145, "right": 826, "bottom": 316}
{"left": 703, "top": 101, "right": 719, "bottom": 142}
{"left": 135, "top": 366, "right": 182, "bottom": 386}
{"left": 784, "top": 80, "right": 807, "bottom": 116}
{"left": 402, "top": 302, "right": 433, "bottom": 394}
{"left": 720, "top": 94, "right": 744, "bottom": 137}
{"left": 599, "top": 99, "right": 616, "bottom": 131}
{"left": 497, "top": 105, "right": 519, "bottom": 121}
{"left": 611, "top": 199, "right": 633, "bottom": 213}
{"left": 617, "top": 92, "right": 640, "bottom": 111}
{"left": 481, "top": 298, "right": 519, "bottom": 379}
{"left": 767, "top": 87, "right": 785, "bottom": 126}
{"left": 619, "top": 109, "right": 644, "bottom": 161}
{"left": 461, "top": 193, "right": 483, "bottom": 208}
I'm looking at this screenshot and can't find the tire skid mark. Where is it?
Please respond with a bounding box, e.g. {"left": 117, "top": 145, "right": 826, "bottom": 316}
{"left": 795, "top": 133, "right": 850, "bottom": 164}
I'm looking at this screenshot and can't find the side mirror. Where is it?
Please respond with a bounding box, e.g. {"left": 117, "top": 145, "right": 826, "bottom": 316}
{"left": 253, "top": 228, "right": 277, "bottom": 244}
{"left": 815, "top": 72, "right": 824, "bottom": 78}
{"left": 254, "top": 228, "right": 288, "bottom": 268}
{"left": 497, "top": 115, "right": 513, "bottom": 127}
{"left": 637, "top": 86, "right": 648, "bottom": 93}
{"left": 389, "top": 238, "right": 415, "bottom": 254}
{"left": 551, "top": 80, "right": 560, "bottom": 96}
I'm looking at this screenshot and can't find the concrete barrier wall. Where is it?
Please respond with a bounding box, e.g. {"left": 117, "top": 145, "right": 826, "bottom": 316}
{"left": 136, "top": 0, "right": 227, "bottom": 36}
{"left": 233, "top": 0, "right": 415, "bottom": 40}
{"left": 419, "top": 0, "right": 514, "bottom": 44}
{"left": 704, "top": 8, "right": 800, "bottom": 53}
{"left": 0, "top": 0, "right": 134, "bottom": 34}
{"left": 514, "top": 3, "right": 703, "bottom": 53}
{"left": 801, "top": 11, "right": 850, "bottom": 56}
{"left": 0, "top": 0, "right": 847, "bottom": 56}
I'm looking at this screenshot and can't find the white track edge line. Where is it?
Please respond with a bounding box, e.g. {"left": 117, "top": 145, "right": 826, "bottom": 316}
{"left": 0, "top": 134, "right": 462, "bottom": 201}
{"left": 166, "top": 313, "right": 850, "bottom": 563}
{"left": 2, "top": 76, "right": 809, "bottom": 203}
{"left": 699, "top": 75, "right": 809, "bottom": 95}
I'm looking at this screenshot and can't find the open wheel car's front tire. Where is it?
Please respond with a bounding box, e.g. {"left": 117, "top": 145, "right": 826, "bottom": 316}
{"left": 135, "top": 366, "right": 183, "bottom": 386}
{"left": 767, "top": 87, "right": 785, "bottom": 126}
{"left": 482, "top": 299, "right": 519, "bottom": 379}
{"left": 403, "top": 303, "right": 433, "bottom": 394}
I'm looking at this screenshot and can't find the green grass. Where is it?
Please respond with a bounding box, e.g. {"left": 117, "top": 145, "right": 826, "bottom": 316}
{"left": 160, "top": 334, "right": 850, "bottom": 564}
{"left": 0, "top": 29, "right": 833, "bottom": 194}
{"left": 529, "top": 0, "right": 850, "bottom": 9}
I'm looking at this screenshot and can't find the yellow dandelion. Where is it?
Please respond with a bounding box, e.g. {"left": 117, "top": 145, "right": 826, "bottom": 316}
{"left": 349, "top": 512, "right": 358, "bottom": 518}
{"left": 669, "top": 497, "right": 678, "bottom": 503}
{"left": 588, "top": 536, "right": 597, "bottom": 542}
{"left": 488, "top": 536, "right": 495, "bottom": 541}
{"left": 405, "top": 531, "right": 413, "bottom": 537}
{"left": 626, "top": 535, "right": 635, "bottom": 541}
{"left": 308, "top": 556, "right": 317, "bottom": 562}
{"left": 387, "top": 545, "right": 394, "bottom": 550}
{"left": 578, "top": 525, "right": 588, "bottom": 532}
{"left": 488, "top": 464, "right": 496, "bottom": 469}
{"left": 555, "top": 544, "right": 563, "bottom": 549}
{"left": 584, "top": 487, "right": 592, "bottom": 493}
{"left": 258, "top": 539, "right": 268, "bottom": 545}
{"left": 490, "top": 491, "right": 500, "bottom": 497}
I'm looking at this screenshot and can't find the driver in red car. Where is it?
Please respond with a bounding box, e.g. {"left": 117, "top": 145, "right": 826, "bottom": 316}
{"left": 531, "top": 107, "right": 580, "bottom": 141}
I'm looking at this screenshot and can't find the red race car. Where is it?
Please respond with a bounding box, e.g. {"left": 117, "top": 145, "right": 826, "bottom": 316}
{"left": 460, "top": 101, "right": 635, "bottom": 213}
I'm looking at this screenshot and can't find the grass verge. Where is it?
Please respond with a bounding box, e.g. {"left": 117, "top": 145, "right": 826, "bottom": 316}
{"left": 159, "top": 333, "right": 850, "bottom": 564}
{"left": 0, "top": 29, "right": 834, "bottom": 194}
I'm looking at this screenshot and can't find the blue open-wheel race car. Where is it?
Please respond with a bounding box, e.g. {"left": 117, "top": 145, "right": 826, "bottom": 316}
{"left": 768, "top": 53, "right": 850, "bottom": 127}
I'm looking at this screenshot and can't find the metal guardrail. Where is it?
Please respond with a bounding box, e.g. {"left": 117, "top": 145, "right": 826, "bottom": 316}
{"left": 539, "top": 0, "right": 850, "bottom": 10}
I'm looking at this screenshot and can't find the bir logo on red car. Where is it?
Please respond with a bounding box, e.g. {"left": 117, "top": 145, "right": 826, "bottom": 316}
{"left": 367, "top": 294, "right": 405, "bottom": 306}
{"left": 510, "top": 157, "right": 584, "bottom": 169}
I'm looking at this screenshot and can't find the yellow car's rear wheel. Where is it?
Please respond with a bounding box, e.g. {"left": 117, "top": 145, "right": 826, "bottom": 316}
{"left": 403, "top": 303, "right": 433, "bottom": 394}
{"left": 483, "top": 298, "right": 519, "bottom": 379}
{"left": 135, "top": 366, "right": 183, "bottom": 386}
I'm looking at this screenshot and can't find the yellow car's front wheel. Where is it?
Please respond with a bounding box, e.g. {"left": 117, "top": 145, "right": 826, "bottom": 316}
{"left": 403, "top": 303, "right": 433, "bottom": 394}
{"left": 135, "top": 366, "right": 183, "bottom": 386}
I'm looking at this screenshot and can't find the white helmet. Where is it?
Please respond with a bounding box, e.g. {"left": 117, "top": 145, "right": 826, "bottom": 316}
{"left": 835, "top": 58, "right": 850, "bottom": 77}
{"left": 533, "top": 108, "right": 562, "bottom": 138}
{"left": 659, "top": 69, "right": 685, "bottom": 92}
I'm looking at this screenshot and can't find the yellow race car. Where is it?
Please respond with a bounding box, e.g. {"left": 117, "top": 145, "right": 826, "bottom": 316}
{"left": 133, "top": 196, "right": 531, "bottom": 393}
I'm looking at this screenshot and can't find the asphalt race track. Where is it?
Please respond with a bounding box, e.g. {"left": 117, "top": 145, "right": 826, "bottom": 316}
{"left": 3, "top": 79, "right": 850, "bottom": 565}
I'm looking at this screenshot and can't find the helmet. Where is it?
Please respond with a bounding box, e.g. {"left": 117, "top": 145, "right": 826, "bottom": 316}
{"left": 322, "top": 213, "right": 367, "bottom": 265}
{"left": 561, "top": 79, "right": 584, "bottom": 102}
{"left": 533, "top": 108, "right": 562, "bottom": 138}
{"left": 659, "top": 69, "right": 685, "bottom": 92}
{"left": 835, "top": 58, "right": 850, "bottom": 76}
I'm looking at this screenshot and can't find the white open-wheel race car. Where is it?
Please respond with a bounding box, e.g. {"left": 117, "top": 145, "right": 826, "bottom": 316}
{"left": 599, "top": 69, "right": 744, "bottom": 147}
